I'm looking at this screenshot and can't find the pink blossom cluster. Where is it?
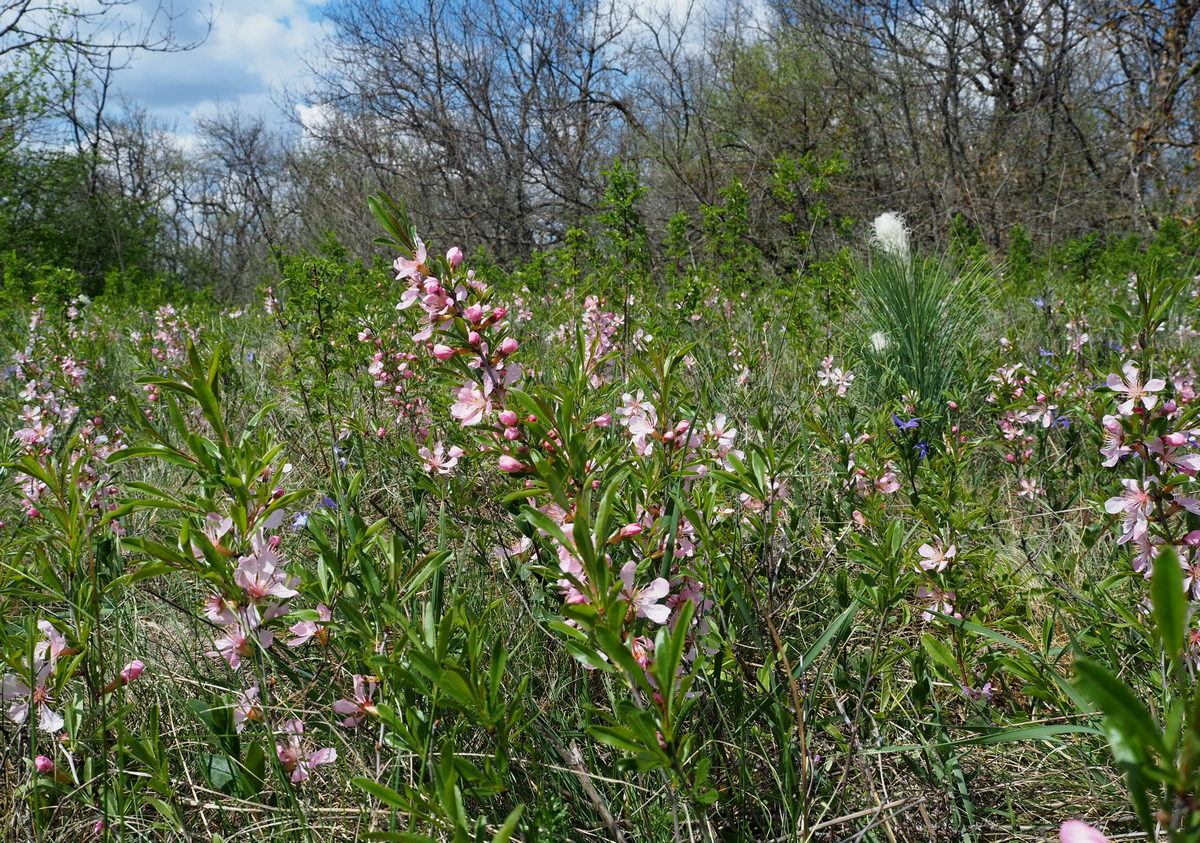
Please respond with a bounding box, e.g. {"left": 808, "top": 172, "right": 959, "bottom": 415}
{"left": 195, "top": 488, "right": 365, "bottom": 773}
{"left": 544, "top": 502, "right": 713, "bottom": 674}
{"left": 361, "top": 324, "right": 432, "bottom": 438}
{"left": 987, "top": 362, "right": 1073, "bottom": 439}
{"left": 388, "top": 236, "right": 724, "bottom": 694}
{"left": 986, "top": 351, "right": 1091, "bottom": 496}
{"left": 8, "top": 304, "right": 126, "bottom": 524}
{"left": 274, "top": 718, "right": 337, "bottom": 783}
{"left": 1099, "top": 360, "right": 1200, "bottom": 584}
{"left": 914, "top": 538, "right": 964, "bottom": 623}
{"left": 817, "top": 355, "right": 854, "bottom": 398}
{"left": 552, "top": 295, "right": 623, "bottom": 386}
{"left": 128, "top": 305, "right": 196, "bottom": 369}
{"left": 4, "top": 620, "right": 144, "bottom": 736}
{"left": 203, "top": 520, "right": 302, "bottom": 671}
{"left": 840, "top": 433, "right": 902, "bottom": 499}
{"left": 392, "top": 239, "right": 522, "bottom": 431}
{"left": 10, "top": 307, "right": 86, "bottom": 456}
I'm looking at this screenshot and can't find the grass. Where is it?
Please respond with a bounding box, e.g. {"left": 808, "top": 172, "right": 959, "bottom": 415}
{"left": 0, "top": 231, "right": 1193, "bottom": 842}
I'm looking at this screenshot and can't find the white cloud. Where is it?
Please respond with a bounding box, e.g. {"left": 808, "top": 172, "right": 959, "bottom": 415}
{"left": 109, "top": 0, "right": 332, "bottom": 128}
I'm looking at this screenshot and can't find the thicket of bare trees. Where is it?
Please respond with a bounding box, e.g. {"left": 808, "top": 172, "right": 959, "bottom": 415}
{"left": 289, "top": 0, "right": 1200, "bottom": 263}
{"left": 4, "top": 0, "right": 1198, "bottom": 295}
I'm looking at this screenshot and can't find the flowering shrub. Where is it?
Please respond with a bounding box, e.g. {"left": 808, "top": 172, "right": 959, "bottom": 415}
{"left": 1, "top": 196, "right": 1197, "bottom": 841}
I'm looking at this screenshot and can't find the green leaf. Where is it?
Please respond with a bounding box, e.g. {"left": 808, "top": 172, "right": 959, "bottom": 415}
{"left": 921, "top": 633, "right": 959, "bottom": 675}
{"left": 866, "top": 723, "right": 1101, "bottom": 754}
{"left": 518, "top": 506, "right": 575, "bottom": 558}
{"left": 595, "top": 627, "right": 654, "bottom": 694}
{"left": 590, "top": 724, "right": 653, "bottom": 755}
{"left": 490, "top": 804, "right": 524, "bottom": 843}
{"left": 653, "top": 599, "right": 695, "bottom": 704}
{"left": 352, "top": 777, "right": 412, "bottom": 810}
{"left": 797, "top": 602, "right": 858, "bottom": 675}
{"left": 1072, "top": 658, "right": 1164, "bottom": 764}
{"left": 1151, "top": 546, "right": 1185, "bottom": 670}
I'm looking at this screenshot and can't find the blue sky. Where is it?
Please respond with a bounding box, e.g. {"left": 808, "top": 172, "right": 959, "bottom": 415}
{"left": 105, "top": 0, "right": 333, "bottom": 134}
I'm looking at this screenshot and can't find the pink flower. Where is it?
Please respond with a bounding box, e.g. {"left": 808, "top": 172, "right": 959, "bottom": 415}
{"left": 234, "top": 547, "right": 299, "bottom": 603}
{"left": 630, "top": 636, "right": 653, "bottom": 669}
{"left": 34, "top": 755, "right": 55, "bottom": 774}
{"left": 103, "top": 659, "right": 146, "bottom": 693}
{"left": 917, "top": 539, "right": 956, "bottom": 573}
{"left": 491, "top": 536, "right": 532, "bottom": 565}
{"left": 446, "top": 246, "right": 463, "bottom": 269}
{"left": 1105, "top": 478, "right": 1156, "bottom": 543}
{"left": 916, "top": 585, "right": 958, "bottom": 622}
{"left": 432, "top": 343, "right": 458, "bottom": 361}
{"left": 620, "top": 561, "right": 671, "bottom": 624}
{"left": 875, "top": 472, "right": 900, "bottom": 494}
{"left": 1059, "top": 821, "right": 1109, "bottom": 843}
{"left": 498, "top": 337, "right": 519, "bottom": 355}
{"left": 332, "top": 674, "right": 378, "bottom": 728}
{"left": 3, "top": 662, "right": 63, "bottom": 732}
{"left": 206, "top": 608, "right": 273, "bottom": 670}
{"left": 286, "top": 603, "right": 333, "bottom": 647}
{"left": 450, "top": 383, "right": 490, "bottom": 426}
{"left": 1017, "top": 477, "right": 1044, "bottom": 499}
{"left": 419, "top": 442, "right": 464, "bottom": 476}
{"left": 203, "top": 593, "right": 238, "bottom": 626}
{"left": 705, "top": 414, "right": 738, "bottom": 456}
{"left": 1099, "top": 415, "right": 1131, "bottom": 467}
{"left": 275, "top": 719, "right": 337, "bottom": 783}
{"left": 961, "top": 682, "right": 993, "bottom": 701}
{"left": 1107, "top": 361, "right": 1167, "bottom": 416}
{"left": 393, "top": 238, "right": 428, "bottom": 281}
{"left": 1149, "top": 433, "right": 1200, "bottom": 475}
{"left": 232, "top": 684, "right": 262, "bottom": 732}
{"left": 35, "top": 620, "right": 73, "bottom": 667}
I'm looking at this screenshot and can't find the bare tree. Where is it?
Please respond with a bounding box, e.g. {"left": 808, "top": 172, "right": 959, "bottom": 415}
{"left": 302, "top": 0, "right": 638, "bottom": 259}
{"left": 1084, "top": 0, "right": 1200, "bottom": 224}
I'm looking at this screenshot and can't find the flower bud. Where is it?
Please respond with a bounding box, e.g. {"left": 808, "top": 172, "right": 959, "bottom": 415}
{"left": 463, "top": 304, "right": 484, "bottom": 324}
{"left": 35, "top": 756, "right": 55, "bottom": 774}
{"left": 103, "top": 659, "right": 146, "bottom": 693}
{"left": 432, "top": 344, "right": 457, "bottom": 361}
{"left": 119, "top": 660, "right": 145, "bottom": 684}
{"left": 446, "top": 247, "right": 463, "bottom": 269}
{"left": 468, "top": 331, "right": 482, "bottom": 346}
{"left": 503, "top": 427, "right": 521, "bottom": 441}
{"left": 498, "top": 337, "right": 519, "bottom": 355}
{"left": 498, "top": 455, "right": 527, "bottom": 474}
{"left": 498, "top": 410, "right": 519, "bottom": 426}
